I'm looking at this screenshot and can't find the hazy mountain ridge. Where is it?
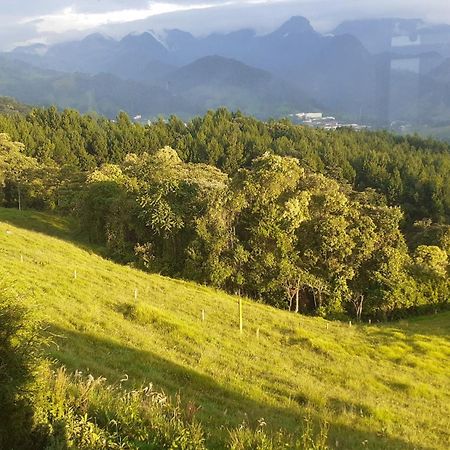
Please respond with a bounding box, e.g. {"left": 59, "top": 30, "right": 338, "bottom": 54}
{"left": 2, "top": 16, "right": 372, "bottom": 120}
{"left": 163, "top": 55, "right": 319, "bottom": 116}
{"left": 0, "top": 55, "right": 196, "bottom": 118}
{"left": 3, "top": 15, "right": 450, "bottom": 124}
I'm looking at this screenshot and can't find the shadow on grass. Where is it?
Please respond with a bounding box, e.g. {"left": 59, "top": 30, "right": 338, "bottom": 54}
{"left": 0, "top": 207, "right": 108, "bottom": 257}
{"left": 366, "top": 312, "right": 450, "bottom": 343}
{"left": 48, "top": 325, "right": 433, "bottom": 450}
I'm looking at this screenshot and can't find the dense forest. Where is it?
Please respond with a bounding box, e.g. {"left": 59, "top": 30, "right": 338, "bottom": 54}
{"left": 1, "top": 107, "right": 449, "bottom": 319}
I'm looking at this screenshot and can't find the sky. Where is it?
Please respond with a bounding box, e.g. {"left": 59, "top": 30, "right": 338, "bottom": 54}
{"left": 1, "top": 0, "right": 450, "bottom": 50}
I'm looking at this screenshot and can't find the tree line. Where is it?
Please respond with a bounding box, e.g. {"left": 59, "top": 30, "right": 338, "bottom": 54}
{"left": 0, "top": 108, "right": 449, "bottom": 319}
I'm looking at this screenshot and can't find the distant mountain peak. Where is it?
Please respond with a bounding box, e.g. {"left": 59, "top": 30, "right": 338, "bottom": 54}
{"left": 120, "top": 31, "right": 166, "bottom": 47}
{"left": 272, "top": 16, "right": 315, "bottom": 37}
{"left": 119, "top": 31, "right": 168, "bottom": 54}
{"left": 122, "top": 31, "right": 155, "bottom": 42}
{"left": 82, "top": 32, "right": 113, "bottom": 43}
{"left": 163, "top": 29, "right": 196, "bottom": 50}
{"left": 179, "top": 54, "right": 266, "bottom": 74}
{"left": 167, "top": 55, "right": 272, "bottom": 87}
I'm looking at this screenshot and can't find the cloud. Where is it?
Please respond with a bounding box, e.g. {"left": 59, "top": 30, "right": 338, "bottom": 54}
{"left": 12, "top": 0, "right": 295, "bottom": 42}
{"left": 1, "top": 0, "right": 450, "bottom": 50}
{"left": 0, "top": 0, "right": 150, "bottom": 16}
{"left": 20, "top": 2, "right": 224, "bottom": 34}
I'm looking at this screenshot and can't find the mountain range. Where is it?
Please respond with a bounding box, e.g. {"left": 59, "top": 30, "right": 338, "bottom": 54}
{"left": 2, "top": 16, "right": 450, "bottom": 125}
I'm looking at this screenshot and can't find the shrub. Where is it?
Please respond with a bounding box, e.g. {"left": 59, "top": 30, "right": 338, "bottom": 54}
{"left": 0, "top": 287, "right": 46, "bottom": 450}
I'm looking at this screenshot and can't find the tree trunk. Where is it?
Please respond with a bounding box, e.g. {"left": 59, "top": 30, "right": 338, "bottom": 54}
{"left": 357, "top": 295, "right": 364, "bottom": 321}
{"left": 312, "top": 289, "right": 317, "bottom": 309}
{"left": 295, "top": 290, "right": 299, "bottom": 313}
{"left": 317, "top": 289, "right": 323, "bottom": 308}
{"left": 353, "top": 294, "right": 364, "bottom": 321}
{"left": 17, "top": 183, "right": 21, "bottom": 211}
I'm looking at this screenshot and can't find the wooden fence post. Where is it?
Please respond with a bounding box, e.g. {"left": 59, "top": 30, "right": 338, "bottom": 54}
{"left": 239, "top": 298, "right": 243, "bottom": 334}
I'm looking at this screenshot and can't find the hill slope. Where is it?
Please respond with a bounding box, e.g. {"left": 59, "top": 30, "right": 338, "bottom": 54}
{"left": 164, "top": 55, "right": 319, "bottom": 117}
{"left": 0, "top": 56, "right": 194, "bottom": 118}
{"left": 0, "top": 208, "right": 449, "bottom": 449}
{"left": 0, "top": 96, "right": 31, "bottom": 115}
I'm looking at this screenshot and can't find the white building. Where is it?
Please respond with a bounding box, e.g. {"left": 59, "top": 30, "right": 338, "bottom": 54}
{"left": 295, "top": 112, "right": 324, "bottom": 120}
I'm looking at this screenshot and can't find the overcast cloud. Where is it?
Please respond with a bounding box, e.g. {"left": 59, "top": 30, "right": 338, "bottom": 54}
{"left": 1, "top": 0, "right": 450, "bottom": 50}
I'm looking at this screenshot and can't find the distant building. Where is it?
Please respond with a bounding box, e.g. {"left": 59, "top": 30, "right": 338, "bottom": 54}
{"left": 289, "top": 111, "right": 368, "bottom": 132}
{"left": 295, "top": 112, "right": 323, "bottom": 120}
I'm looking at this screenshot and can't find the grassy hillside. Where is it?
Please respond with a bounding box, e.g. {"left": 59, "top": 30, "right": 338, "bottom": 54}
{"left": 0, "top": 207, "right": 449, "bottom": 449}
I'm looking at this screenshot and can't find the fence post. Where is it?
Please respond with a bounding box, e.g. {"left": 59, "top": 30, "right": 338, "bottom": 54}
{"left": 239, "top": 298, "right": 243, "bottom": 334}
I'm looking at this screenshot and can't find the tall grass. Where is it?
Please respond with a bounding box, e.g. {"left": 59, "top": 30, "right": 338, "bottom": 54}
{"left": 35, "top": 368, "right": 329, "bottom": 450}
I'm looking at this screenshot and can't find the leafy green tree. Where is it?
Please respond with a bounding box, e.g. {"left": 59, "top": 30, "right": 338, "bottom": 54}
{"left": 0, "top": 133, "right": 39, "bottom": 209}
{"left": 230, "top": 153, "right": 309, "bottom": 306}
{"left": 414, "top": 245, "right": 448, "bottom": 279}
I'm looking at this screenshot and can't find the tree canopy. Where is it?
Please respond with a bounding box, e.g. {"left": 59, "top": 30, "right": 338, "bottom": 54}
{"left": 1, "top": 108, "right": 449, "bottom": 319}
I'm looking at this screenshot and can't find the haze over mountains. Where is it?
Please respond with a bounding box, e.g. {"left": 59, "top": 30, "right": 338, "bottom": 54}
{"left": 2, "top": 15, "right": 450, "bottom": 127}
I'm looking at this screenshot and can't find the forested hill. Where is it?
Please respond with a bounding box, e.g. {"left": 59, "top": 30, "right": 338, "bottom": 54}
{"left": 0, "top": 107, "right": 449, "bottom": 319}
{"left": 1, "top": 107, "right": 449, "bottom": 222}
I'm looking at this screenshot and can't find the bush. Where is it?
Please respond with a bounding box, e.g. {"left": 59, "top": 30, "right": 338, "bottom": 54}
{"left": 0, "top": 287, "right": 46, "bottom": 450}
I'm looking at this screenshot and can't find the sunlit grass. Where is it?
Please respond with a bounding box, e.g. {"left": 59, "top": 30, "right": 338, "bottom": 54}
{"left": 1, "top": 207, "right": 449, "bottom": 449}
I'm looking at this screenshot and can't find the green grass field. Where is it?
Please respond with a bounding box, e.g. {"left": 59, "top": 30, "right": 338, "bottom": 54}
{"left": 1, "top": 207, "right": 449, "bottom": 449}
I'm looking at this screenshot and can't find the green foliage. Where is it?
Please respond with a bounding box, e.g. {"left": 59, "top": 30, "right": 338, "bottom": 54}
{"left": 33, "top": 368, "right": 330, "bottom": 450}
{"left": 414, "top": 245, "right": 448, "bottom": 279}
{"left": 1, "top": 107, "right": 450, "bottom": 318}
{"left": 74, "top": 148, "right": 449, "bottom": 318}
{"left": 0, "top": 132, "right": 85, "bottom": 211}
{"left": 82, "top": 147, "right": 229, "bottom": 272}
{"left": 1, "top": 107, "right": 450, "bottom": 222}
{"left": 36, "top": 368, "right": 207, "bottom": 450}
{"left": 0, "top": 286, "right": 45, "bottom": 450}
